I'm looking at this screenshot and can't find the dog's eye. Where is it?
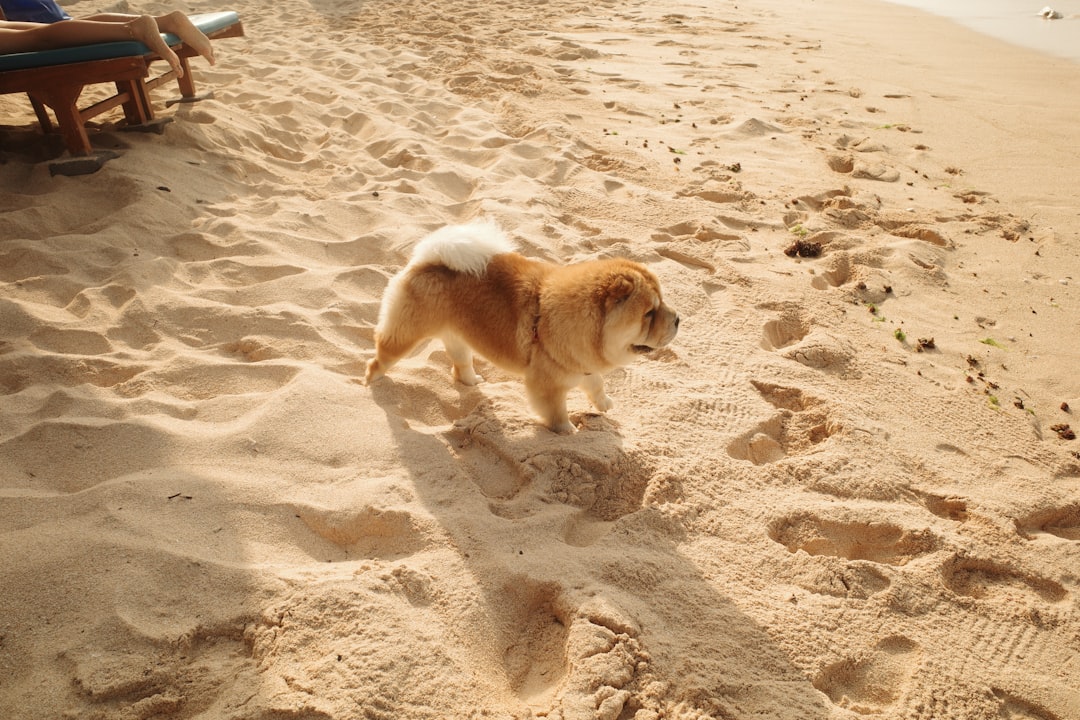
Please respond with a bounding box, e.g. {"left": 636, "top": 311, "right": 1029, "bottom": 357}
{"left": 645, "top": 309, "right": 656, "bottom": 321}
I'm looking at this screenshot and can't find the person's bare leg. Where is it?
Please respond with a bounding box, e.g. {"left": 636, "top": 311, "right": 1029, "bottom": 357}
{"left": 126, "top": 15, "right": 183, "bottom": 76}
{"left": 0, "top": 16, "right": 181, "bottom": 75}
{"left": 154, "top": 11, "right": 214, "bottom": 65}
{"left": 0, "top": 20, "right": 51, "bottom": 53}
{"left": 84, "top": 11, "right": 214, "bottom": 66}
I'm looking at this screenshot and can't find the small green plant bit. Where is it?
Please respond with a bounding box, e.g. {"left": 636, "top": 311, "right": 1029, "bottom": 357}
{"left": 894, "top": 328, "right": 906, "bottom": 342}
{"left": 979, "top": 337, "right": 1007, "bottom": 349}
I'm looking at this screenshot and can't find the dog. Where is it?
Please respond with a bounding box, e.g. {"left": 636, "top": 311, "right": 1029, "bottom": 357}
{"left": 365, "top": 221, "right": 679, "bottom": 433}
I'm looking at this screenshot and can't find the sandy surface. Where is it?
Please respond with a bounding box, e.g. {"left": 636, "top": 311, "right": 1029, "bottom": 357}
{"left": 879, "top": 0, "right": 1080, "bottom": 64}
{"left": 2, "top": 0, "right": 1079, "bottom": 718}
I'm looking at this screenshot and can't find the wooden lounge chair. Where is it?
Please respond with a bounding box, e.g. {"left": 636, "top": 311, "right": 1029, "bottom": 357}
{"left": 0, "top": 11, "right": 244, "bottom": 174}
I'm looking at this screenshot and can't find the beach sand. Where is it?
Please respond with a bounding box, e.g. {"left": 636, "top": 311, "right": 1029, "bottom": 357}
{"left": 1, "top": 0, "right": 1079, "bottom": 717}
{"left": 879, "top": 0, "right": 1080, "bottom": 64}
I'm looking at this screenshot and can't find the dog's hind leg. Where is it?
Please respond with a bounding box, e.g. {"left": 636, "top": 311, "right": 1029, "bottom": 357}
{"left": 366, "top": 270, "right": 449, "bottom": 385}
{"left": 365, "top": 327, "right": 426, "bottom": 384}
{"left": 441, "top": 333, "right": 481, "bottom": 385}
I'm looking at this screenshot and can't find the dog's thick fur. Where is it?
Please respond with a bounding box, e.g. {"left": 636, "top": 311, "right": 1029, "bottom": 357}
{"left": 365, "top": 221, "right": 679, "bottom": 432}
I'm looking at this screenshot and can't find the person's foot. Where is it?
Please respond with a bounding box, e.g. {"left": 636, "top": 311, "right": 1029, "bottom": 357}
{"left": 157, "top": 10, "right": 215, "bottom": 66}
{"left": 128, "top": 15, "right": 183, "bottom": 77}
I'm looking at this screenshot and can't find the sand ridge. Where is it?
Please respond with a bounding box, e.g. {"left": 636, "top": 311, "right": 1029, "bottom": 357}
{"left": 1, "top": 0, "right": 1079, "bottom": 718}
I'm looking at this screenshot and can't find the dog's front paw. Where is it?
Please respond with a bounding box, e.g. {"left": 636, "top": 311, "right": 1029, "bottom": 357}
{"left": 453, "top": 367, "right": 483, "bottom": 386}
{"left": 549, "top": 419, "right": 576, "bottom": 434}
{"left": 580, "top": 374, "right": 613, "bottom": 413}
{"left": 591, "top": 394, "right": 614, "bottom": 413}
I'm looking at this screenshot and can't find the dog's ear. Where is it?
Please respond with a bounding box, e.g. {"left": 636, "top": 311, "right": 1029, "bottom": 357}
{"left": 600, "top": 273, "right": 637, "bottom": 311}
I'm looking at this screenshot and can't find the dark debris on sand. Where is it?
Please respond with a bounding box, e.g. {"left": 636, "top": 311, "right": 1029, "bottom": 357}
{"left": 1051, "top": 423, "right": 1076, "bottom": 440}
{"left": 784, "top": 239, "right": 822, "bottom": 258}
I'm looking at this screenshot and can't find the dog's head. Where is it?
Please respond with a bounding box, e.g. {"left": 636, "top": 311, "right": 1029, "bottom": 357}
{"left": 539, "top": 258, "right": 679, "bottom": 373}
{"left": 597, "top": 262, "right": 679, "bottom": 366}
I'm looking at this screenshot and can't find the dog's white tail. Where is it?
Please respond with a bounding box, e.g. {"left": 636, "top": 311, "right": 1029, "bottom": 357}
{"left": 408, "top": 220, "right": 517, "bottom": 276}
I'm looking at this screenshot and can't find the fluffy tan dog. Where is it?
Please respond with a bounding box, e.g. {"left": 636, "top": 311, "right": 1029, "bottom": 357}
{"left": 365, "top": 221, "right": 679, "bottom": 432}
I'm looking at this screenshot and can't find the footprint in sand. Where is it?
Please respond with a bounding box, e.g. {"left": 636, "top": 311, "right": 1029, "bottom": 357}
{"left": 821, "top": 193, "right": 881, "bottom": 230}
{"left": 67, "top": 284, "right": 138, "bottom": 319}
{"left": 654, "top": 220, "right": 742, "bottom": 243}
{"left": 814, "top": 635, "right": 922, "bottom": 715}
{"left": 443, "top": 409, "right": 652, "bottom": 536}
{"left": 293, "top": 503, "right": 429, "bottom": 562}
{"left": 784, "top": 331, "right": 857, "bottom": 375}
{"left": 941, "top": 556, "right": 1068, "bottom": 604}
{"left": 504, "top": 586, "right": 646, "bottom": 719}
{"left": 827, "top": 154, "right": 856, "bottom": 174}
{"left": 759, "top": 301, "right": 858, "bottom": 375}
{"left": 789, "top": 187, "right": 860, "bottom": 212}
{"left": 530, "top": 446, "right": 652, "bottom": 522}
{"left": 661, "top": 385, "right": 755, "bottom": 439}
{"left": 992, "top": 687, "right": 1070, "bottom": 720}
{"left": 65, "top": 624, "right": 257, "bottom": 719}
{"left": 655, "top": 246, "right": 718, "bottom": 275}
{"left": 501, "top": 580, "right": 570, "bottom": 708}
{"left": 826, "top": 133, "right": 900, "bottom": 182}
{"left": 673, "top": 183, "right": 749, "bottom": 205}
{"left": 919, "top": 492, "right": 970, "bottom": 522}
{"left": 1016, "top": 503, "right": 1080, "bottom": 541}
{"left": 852, "top": 162, "right": 901, "bottom": 183}
{"left": 834, "top": 134, "right": 889, "bottom": 153}
{"left": 881, "top": 221, "right": 950, "bottom": 248}
{"left": 809, "top": 245, "right": 854, "bottom": 289}
{"left": 369, "top": 140, "right": 436, "bottom": 171}
{"left": 726, "top": 415, "right": 788, "bottom": 465}
{"left": 760, "top": 306, "right": 810, "bottom": 352}
{"left": 443, "top": 424, "right": 532, "bottom": 502}
{"left": 768, "top": 512, "right": 937, "bottom": 566}
{"left": 726, "top": 381, "right": 838, "bottom": 464}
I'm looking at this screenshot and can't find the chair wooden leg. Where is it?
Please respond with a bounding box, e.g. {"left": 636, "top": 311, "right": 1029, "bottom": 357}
{"left": 176, "top": 56, "right": 196, "bottom": 98}
{"left": 29, "top": 85, "right": 92, "bottom": 156}
{"left": 29, "top": 95, "right": 54, "bottom": 133}
{"left": 114, "top": 77, "right": 154, "bottom": 126}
